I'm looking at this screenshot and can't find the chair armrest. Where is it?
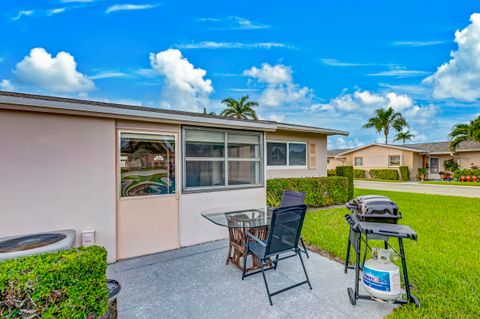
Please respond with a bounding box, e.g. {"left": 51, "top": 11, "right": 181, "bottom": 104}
{"left": 246, "top": 231, "right": 267, "bottom": 247}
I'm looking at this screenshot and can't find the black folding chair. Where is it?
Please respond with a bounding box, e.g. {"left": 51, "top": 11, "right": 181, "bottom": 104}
{"left": 281, "top": 191, "right": 309, "bottom": 258}
{"left": 242, "top": 205, "right": 312, "bottom": 305}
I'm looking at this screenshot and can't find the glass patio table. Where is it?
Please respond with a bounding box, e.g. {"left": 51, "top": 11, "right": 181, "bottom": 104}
{"left": 201, "top": 206, "right": 275, "bottom": 272}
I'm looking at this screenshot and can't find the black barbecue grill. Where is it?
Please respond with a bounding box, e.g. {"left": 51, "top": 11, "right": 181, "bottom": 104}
{"left": 345, "top": 195, "right": 401, "bottom": 224}
{"left": 343, "top": 195, "right": 420, "bottom": 308}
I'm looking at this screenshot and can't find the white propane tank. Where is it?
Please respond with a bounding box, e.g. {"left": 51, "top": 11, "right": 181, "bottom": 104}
{"left": 363, "top": 248, "right": 402, "bottom": 301}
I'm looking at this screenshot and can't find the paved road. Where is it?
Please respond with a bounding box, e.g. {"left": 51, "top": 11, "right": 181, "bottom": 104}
{"left": 355, "top": 180, "right": 480, "bottom": 198}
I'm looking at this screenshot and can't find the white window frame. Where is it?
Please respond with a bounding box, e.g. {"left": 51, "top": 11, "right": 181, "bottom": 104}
{"left": 354, "top": 157, "right": 363, "bottom": 167}
{"left": 182, "top": 126, "right": 264, "bottom": 192}
{"left": 388, "top": 155, "right": 401, "bottom": 167}
{"left": 266, "top": 140, "right": 308, "bottom": 169}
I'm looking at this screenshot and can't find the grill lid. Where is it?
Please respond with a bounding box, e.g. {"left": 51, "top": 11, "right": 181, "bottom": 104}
{"left": 346, "top": 195, "right": 401, "bottom": 220}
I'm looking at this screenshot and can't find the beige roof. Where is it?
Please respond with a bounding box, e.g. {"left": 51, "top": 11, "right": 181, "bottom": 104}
{"left": 334, "top": 141, "right": 480, "bottom": 157}
{"left": 0, "top": 91, "right": 348, "bottom": 136}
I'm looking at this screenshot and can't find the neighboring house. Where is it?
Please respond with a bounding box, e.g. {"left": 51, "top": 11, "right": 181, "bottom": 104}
{"left": 328, "top": 142, "right": 480, "bottom": 181}
{"left": 327, "top": 148, "right": 352, "bottom": 170}
{"left": 0, "top": 91, "right": 348, "bottom": 262}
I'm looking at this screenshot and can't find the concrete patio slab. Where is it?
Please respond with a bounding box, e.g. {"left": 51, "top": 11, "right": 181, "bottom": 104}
{"left": 108, "top": 240, "right": 397, "bottom": 319}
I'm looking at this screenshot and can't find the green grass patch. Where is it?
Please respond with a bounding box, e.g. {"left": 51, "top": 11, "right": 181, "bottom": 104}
{"left": 420, "top": 181, "right": 480, "bottom": 187}
{"left": 355, "top": 178, "right": 405, "bottom": 183}
{"left": 302, "top": 189, "right": 480, "bottom": 318}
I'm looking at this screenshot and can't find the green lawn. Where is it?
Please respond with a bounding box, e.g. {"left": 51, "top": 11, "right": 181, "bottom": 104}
{"left": 355, "top": 178, "right": 405, "bottom": 183}
{"left": 420, "top": 181, "right": 480, "bottom": 187}
{"left": 302, "top": 189, "right": 480, "bottom": 319}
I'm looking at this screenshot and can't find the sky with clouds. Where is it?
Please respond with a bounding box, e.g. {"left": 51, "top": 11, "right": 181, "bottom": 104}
{"left": 1, "top": 0, "right": 480, "bottom": 149}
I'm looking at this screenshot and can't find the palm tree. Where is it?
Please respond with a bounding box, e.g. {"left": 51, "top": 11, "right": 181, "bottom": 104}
{"left": 449, "top": 116, "right": 480, "bottom": 151}
{"left": 362, "top": 107, "right": 408, "bottom": 144}
{"left": 220, "top": 95, "right": 259, "bottom": 120}
{"left": 394, "top": 131, "right": 415, "bottom": 144}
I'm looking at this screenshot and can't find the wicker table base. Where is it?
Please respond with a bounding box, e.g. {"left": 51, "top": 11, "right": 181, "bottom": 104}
{"left": 226, "top": 226, "right": 271, "bottom": 272}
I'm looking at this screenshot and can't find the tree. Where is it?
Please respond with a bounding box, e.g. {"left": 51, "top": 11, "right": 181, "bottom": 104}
{"left": 362, "top": 107, "right": 408, "bottom": 144}
{"left": 449, "top": 116, "right": 480, "bottom": 151}
{"left": 394, "top": 131, "right": 415, "bottom": 144}
{"left": 220, "top": 95, "right": 259, "bottom": 120}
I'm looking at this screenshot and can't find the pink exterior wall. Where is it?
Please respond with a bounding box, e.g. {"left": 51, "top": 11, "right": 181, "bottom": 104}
{"left": 0, "top": 110, "right": 117, "bottom": 262}
{"left": 266, "top": 131, "right": 327, "bottom": 178}
{"left": 179, "top": 188, "right": 266, "bottom": 247}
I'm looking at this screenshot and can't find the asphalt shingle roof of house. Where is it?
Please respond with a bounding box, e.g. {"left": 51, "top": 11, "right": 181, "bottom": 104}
{"left": 327, "top": 148, "right": 353, "bottom": 156}
{"left": 0, "top": 91, "right": 348, "bottom": 136}
{"left": 328, "top": 141, "right": 480, "bottom": 157}
{"left": 402, "top": 141, "right": 480, "bottom": 153}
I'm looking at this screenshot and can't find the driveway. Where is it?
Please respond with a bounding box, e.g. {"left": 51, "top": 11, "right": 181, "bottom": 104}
{"left": 355, "top": 180, "right": 480, "bottom": 198}
{"left": 108, "top": 240, "right": 396, "bottom": 319}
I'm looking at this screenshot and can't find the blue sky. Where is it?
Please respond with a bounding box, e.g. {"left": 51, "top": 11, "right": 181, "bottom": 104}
{"left": 2, "top": 0, "right": 480, "bottom": 148}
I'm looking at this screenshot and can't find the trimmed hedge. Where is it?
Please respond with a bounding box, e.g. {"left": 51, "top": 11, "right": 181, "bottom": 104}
{"left": 353, "top": 169, "right": 366, "bottom": 179}
{"left": 454, "top": 168, "right": 480, "bottom": 179}
{"left": 336, "top": 166, "right": 354, "bottom": 199}
{"left": 369, "top": 169, "right": 400, "bottom": 180}
{"left": 0, "top": 246, "right": 109, "bottom": 318}
{"left": 327, "top": 169, "right": 336, "bottom": 176}
{"left": 267, "top": 176, "right": 350, "bottom": 207}
{"left": 399, "top": 166, "right": 410, "bottom": 181}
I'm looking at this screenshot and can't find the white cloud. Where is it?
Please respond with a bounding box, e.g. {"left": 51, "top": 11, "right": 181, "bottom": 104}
{"left": 106, "top": 4, "right": 158, "bottom": 14}
{"left": 244, "top": 64, "right": 292, "bottom": 84}
{"left": 14, "top": 48, "right": 94, "bottom": 93}
{"left": 368, "top": 69, "right": 429, "bottom": 77}
{"left": 313, "top": 90, "right": 438, "bottom": 130}
{"left": 12, "top": 10, "right": 34, "bottom": 21}
{"left": 423, "top": 13, "right": 480, "bottom": 101}
{"left": 329, "top": 136, "right": 364, "bottom": 149}
{"left": 320, "top": 58, "right": 374, "bottom": 67}
{"left": 1, "top": 80, "right": 15, "bottom": 91}
{"left": 89, "top": 71, "right": 128, "bottom": 80}
{"left": 243, "top": 63, "right": 311, "bottom": 107}
{"left": 392, "top": 40, "right": 446, "bottom": 47}
{"left": 149, "top": 49, "right": 213, "bottom": 110}
{"left": 198, "top": 16, "right": 270, "bottom": 30}
{"left": 48, "top": 8, "right": 67, "bottom": 16}
{"left": 175, "top": 41, "right": 293, "bottom": 50}
{"left": 263, "top": 113, "right": 286, "bottom": 122}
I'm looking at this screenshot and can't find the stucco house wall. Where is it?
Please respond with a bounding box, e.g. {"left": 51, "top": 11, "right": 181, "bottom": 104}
{"left": 345, "top": 145, "right": 407, "bottom": 169}
{"left": 327, "top": 157, "right": 345, "bottom": 170}
{"left": 457, "top": 151, "right": 480, "bottom": 169}
{"left": 266, "top": 131, "right": 327, "bottom": 178}
{"left": 0, "top": 110, "right": 117, "bottom": 262}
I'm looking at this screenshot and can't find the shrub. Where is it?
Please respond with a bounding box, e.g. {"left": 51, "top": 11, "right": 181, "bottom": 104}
{"left": 327, "top": 169, "right": 336, "bottom": 176}
{"left": 336, "top": 166, "right": 354, "bottom": 199}
{"left": 454, "top": 168, "right": 480, "bottom": 179}
{"left": 267, "top": 176, "right": 350, "bottom": 207}
{"left": 353, "top": 169, "right": 366, "bottom": 178}
{"left": 443, "top": 158, "right": 459, "bottom": 172}
{"left": 369, "top": 169, "right": 399, "bottom": 180}
{"left": 399, "top": 166, "right": 410, "bottom": 181}
{"left": 0, "top": 246, "right": 109, "bottom": 319}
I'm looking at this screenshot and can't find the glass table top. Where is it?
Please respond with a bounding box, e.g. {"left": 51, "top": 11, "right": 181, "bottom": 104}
{"left": 201, "top": 206, "right": 274, "bottom": 228}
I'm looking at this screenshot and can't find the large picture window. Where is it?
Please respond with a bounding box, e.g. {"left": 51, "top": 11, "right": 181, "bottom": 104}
{"left": 267, "top": 141, "right": 307, "bottom": 167}
{"left": 120, "top": 133, "right": 176, "bottom": 198}
{"left": 183, "top": 127, "right": 263, "bottom": 191}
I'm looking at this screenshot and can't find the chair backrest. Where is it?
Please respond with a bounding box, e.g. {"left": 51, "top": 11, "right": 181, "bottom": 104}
{"left": 281, "top": 191, "right": 306, "bottom": 208}
{"left": 265, "top": 205, "right": 308, "bottom": 256}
